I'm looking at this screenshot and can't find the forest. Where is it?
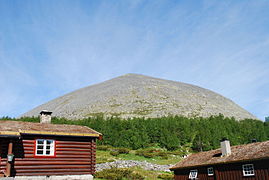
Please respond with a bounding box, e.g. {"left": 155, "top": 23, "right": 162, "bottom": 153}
{"left": 1, "top": 114, "right": 268, "bottom": 152}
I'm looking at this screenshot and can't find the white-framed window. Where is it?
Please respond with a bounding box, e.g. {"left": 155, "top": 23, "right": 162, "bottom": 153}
{"left": 242, "top": 164, "right": 255, "bottom": 176}
{"left": 189, "top": 169, "right": 198, "bottom": 179}
{"left": 35, "top": 139, "right": 55, "bottom": 156}
{"left": 207, "top": 167, "right": 214, "bottom": 176}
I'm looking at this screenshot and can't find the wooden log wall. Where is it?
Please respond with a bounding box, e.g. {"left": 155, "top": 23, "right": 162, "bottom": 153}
{"left": 216, "top": 160, "right": 269, "bottom": 180}
{"left": 0, "top": 139, "right": 8, "bottom": 175}
{"left": 174, "top": 168, "right": 215, "bottom": 180}
{"left": 173, "top": 159, "right": 269, "bottom": 180}
{"left": 0, "top": 136, "right": 97, "bottom": 177}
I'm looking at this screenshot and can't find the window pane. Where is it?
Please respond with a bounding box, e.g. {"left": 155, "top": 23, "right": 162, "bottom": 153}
{"left": 37, "top": 150, "right": 43, "bottom": 154}
{"left": 37, "top": 140, "right": 44, "bottom": 144}
{"left": 37, "top": 145, "right": 43, "bottom": 149}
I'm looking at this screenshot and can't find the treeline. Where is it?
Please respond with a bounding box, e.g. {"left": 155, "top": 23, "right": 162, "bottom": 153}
{"left": 1, "top": 115, "right": 269, "bottom": 151}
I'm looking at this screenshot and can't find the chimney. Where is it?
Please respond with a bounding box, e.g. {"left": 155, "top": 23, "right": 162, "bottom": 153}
{"left": 40, "top": 110, "right": 52, "bottom": 124}
{"left": 220, "top": 137, "right": 231, "bottom": 156}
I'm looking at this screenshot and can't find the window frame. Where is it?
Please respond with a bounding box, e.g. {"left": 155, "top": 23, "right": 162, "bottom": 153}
{"left": 207, "top": 167, "right": 214, "bottom": 176}
{"left": 189, "top": 169, "right": 198, "bottom": 179}
{"left": 34, "top": 139, "right": 56, "bottom": 157}
{"left": 242, "top": 164, "right": 255, "bottom": 176}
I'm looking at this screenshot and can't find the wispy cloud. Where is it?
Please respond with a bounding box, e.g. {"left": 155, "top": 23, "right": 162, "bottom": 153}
{"left": 0, "top": 0, "right": 269, "bottom": 119}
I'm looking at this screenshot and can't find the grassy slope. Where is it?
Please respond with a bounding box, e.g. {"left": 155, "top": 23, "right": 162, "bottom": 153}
{"left": 95, "top": 167, "right": 172, "bottom": 180}
{"left": 97, "top": 150, "right": 181, "bottom": 165}
{"left": 96, "top": 150, "right": 178, "bottom": 179}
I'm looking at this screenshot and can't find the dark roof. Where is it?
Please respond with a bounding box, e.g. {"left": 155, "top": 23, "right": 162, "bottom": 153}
{"left": 0, "top": 120, "right": 101, "bottom": 138}
{"left": 40, "top": 110, "right": 52, "bottom": 115}
{"left": 170, "top": 140, "right": 269, "bottom": 170}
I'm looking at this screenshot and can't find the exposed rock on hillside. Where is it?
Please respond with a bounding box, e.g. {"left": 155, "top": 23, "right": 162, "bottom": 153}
{"left": 22, "top": 74, "right": 256, "bottom": 120}
{"left": 96, "top": 160, "right": 172, "bottom": 172}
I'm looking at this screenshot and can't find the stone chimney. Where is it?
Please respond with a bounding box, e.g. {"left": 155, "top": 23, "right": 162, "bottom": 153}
{"left": 220, "top": 138, "right": 231, "bottom": 156}
{"left": 40, "top": 110, "right": 52, "bottom": 124}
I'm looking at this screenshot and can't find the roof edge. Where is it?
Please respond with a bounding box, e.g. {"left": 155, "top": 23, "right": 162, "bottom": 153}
{"left": 0, "top": 130, "right": 100, "bottom": 138}
{"left": 0, "top": 131, "right": 20, "bottom": 136}
{"left": 170, "top": 157, "right": 269, "bottom": 171}
{"left": 20, "top": 130, "right": 100, "bottom": 137}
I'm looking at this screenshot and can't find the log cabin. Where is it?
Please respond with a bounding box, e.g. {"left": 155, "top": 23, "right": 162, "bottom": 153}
{"left": 170, "top": 139, "right": 269, "bottom": 180}
{"left": 0, "top": 111, "right": 101, "bottom": 179}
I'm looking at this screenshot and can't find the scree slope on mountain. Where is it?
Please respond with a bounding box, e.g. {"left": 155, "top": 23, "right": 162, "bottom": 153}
{"left": 22, "top": 74, "right": 256, "bottom": 120}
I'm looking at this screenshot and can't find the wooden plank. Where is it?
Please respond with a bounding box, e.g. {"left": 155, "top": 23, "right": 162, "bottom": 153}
{"left": 56, "top": 144, "right": 91, "bottom": 148}
{"left": 56, "top": 141, "right": 91, "bottom": 145}
{"left": 56, "top": 148, "right": 90, "bottom": 152}
{"left": 23, "top": 154, "right": 91, "bottom": 158}
{"left": 14, "top": 161, "right": 92, "bottom": 165}
{"left": 23, "top": 144, "right": 35, "bottom": 148}
{"left": 15, "top": 168, "right": 92, "bottom": 173}
{"left": 22, "top": 140, "right": 34, "bottom": 143}
{"left": 56, "top": 151, "right": 91, "bottom": 155}
{"left": 14, "top": 158, "right": 91, "bottom": 161}
{"left": 23, "top": 150, "right": 34, "bottom": 153}
{"left": 22, "top": 147, "right": 34, "bottom": 151}
{"left": 15, "top": 172, "right": 92, "bottom": 176}
{"left": 22, "top": 144, "right": 34, "bottom": 147}
{"left": 14, "top": 165, "right": 92, "bottom": 169}
{"left": 0, "top": 161, "right": 94, "bottom": 166}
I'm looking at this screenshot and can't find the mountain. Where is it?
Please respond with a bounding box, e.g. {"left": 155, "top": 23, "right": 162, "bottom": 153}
{"left": 22, "top": 74, "right": 256, "bottom": 120}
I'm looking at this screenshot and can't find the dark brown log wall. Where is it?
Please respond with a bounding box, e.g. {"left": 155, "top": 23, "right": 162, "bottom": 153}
{"left": 216, "top": 160, "right": 269, "bottom": 180}
{"left": 174, "top": 159, "right": 269, "bottom": 180}
{"left": 174, "top": 167, "right": 215, "bottom": 180}
{"left": 0, "top": 135, "right": 97, "bottom": 177}
{"left": 0, "top": 139, "right": 8, "bottom": 175}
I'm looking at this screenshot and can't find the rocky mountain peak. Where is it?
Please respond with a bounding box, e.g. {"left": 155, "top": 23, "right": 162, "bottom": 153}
{"left": 22, "top": 74, "right": 256, "bottom": 120}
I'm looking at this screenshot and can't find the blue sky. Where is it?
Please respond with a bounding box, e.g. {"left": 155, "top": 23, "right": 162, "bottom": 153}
{"left": 0, "top": 0, "right": 269, "bottom": 120}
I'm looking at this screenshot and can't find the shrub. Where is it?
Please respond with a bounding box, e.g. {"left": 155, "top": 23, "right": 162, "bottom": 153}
{"left": 142, "top": 152, "right": 155, "bottom": 158}
{"left": 168, "top": 150, "right": 184, "bottom": 156}
{"left": 157, "top": 173, "right": 174, "bottom": 180}
{"left": 135, "top": 149, "right": 144, "bottom": 156}
{"left": 96, "top": 158, "right": 115, "bottom": 164}
{"left": 156, "top": 151, "right": 168, "bottom": 159}
{"left": 135, "top": 148, "right": 157, "bottom": 156}
{"left": 114, "top": 147, "right": 130, "bottom": 154}
{"left": 96, "top": 172, "right": 120, "bottom": 180}
{"left": 110, "top": 151, "right": 120, "bottom": 156}
{"left": 109, "top": 147, "right": 130, "bottom": 156}
{"left": 94, "top": 167, "right": 144, "bottom": 180}
{"left": 135, "top": 148, "right": 167, "bottom": 158}
{"left": 129, "top": 172, "right": 145, "bottom": 180}
{"left": 97, "top": 145, "right": 113, "bottom": 151}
